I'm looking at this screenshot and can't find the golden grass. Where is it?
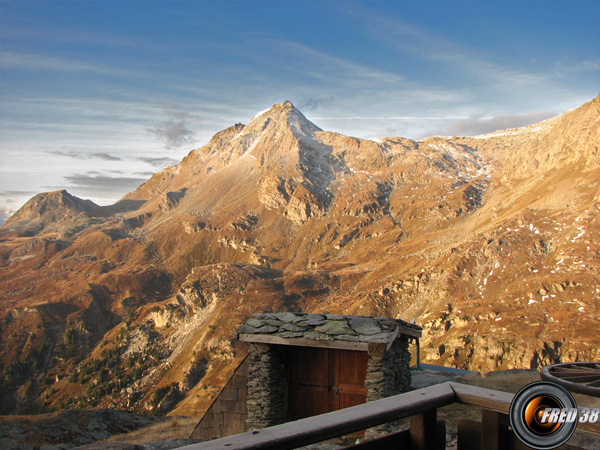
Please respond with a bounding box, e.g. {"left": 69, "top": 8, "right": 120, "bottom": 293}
{"left": 106, "top": 416, "right": 198, "bottom": 445}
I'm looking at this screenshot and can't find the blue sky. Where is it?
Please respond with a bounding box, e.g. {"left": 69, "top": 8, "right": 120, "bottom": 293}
{"left": 1, "top": 1, "right": 599, "bottom": 222}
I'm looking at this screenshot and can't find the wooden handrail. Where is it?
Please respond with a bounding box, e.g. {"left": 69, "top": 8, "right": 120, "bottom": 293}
{"left": 177, "top": 381, "right": 600, "bottom": 450}
{"left": 451, "top": 382, "right": 513, "bottom": 413}
{"left": 177, "top": 382, "right": 455, "bottom": 450}
{"left": 450, "top": 382, "right": 600, "bottom": 435}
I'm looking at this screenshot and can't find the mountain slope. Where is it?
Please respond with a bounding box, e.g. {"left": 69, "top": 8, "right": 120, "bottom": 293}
{"left": 0, "top": 96, "right": 598, "bottom": 416}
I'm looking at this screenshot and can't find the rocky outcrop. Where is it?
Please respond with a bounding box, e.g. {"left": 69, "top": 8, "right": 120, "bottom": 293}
{"left": 0, "top": 410, "right": 157, "bottom": 449}
{"left": 0, "top": 96, "right": 599, "bottom": 420}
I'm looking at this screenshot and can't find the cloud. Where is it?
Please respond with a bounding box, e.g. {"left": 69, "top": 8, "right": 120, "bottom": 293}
{"left": 49, "top": 150, "right": 85, "bottom": 159}
{"left": 91, "top": 153, "right": 122, "bottom": 161}
{"left": 441, "top": 111, "right": 556, "bottom": 137}
{"left": 63, "top": 174, "right": 147, "bottom": 196}
{"left": 0, "top": 208, "right": 15, "bottom": 225}
{"left": 297, "top": 96, "right": 336, "bottom": 111}
{"left": 137, "top": 156, "right": 180, "bottom": 167}
{"left": 337, "top": 5, "right": 555, "bottom": 99}
{"left": 261, "top": 38, "right": 406, "bottom": 87}
{"left": 133, "top": 171, "right": 156, "bottom": 177}
{"left": 48, "top": 150, "right": 122, "bottom": 161}
{"left": 0, "top": 190, "right": 38, "bottom": 198}
{"left": 1, "top": 51, "right": 129, "bottom": 76}
{"left": 148, "top": 111, "right": 196, "bottom": 149}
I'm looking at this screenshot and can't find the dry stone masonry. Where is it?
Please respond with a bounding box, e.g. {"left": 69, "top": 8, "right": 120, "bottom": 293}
{"left": 245, "top": 343, "right": 288, "bottom": 429}
{"left": 239, "top": 312, "right": 421, "bottom": 430}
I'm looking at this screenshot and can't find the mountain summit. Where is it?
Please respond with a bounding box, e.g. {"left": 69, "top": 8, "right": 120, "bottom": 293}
{"left": 4, "top": 190, "right": 100, "bottom": 235}
{"left": 1, "top": 96, "right": 599, "bottom": 416}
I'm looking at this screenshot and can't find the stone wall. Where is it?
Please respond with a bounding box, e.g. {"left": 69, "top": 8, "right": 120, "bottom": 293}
{"left": 366, "top": 336, "right": 411, "bottom": 402}
{"left": 192, "top": 314, "right": 418, "bottom": 440}
{"left": 246, "top": 343, "right": 289, "bottom": 429}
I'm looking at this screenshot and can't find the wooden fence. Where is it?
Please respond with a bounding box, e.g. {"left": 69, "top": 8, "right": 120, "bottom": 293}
{"left": 177, "top": 381, "right": 600, "bottom": 450}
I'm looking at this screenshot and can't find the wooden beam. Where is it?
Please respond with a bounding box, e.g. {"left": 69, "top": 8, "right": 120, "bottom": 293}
{"left": 481, "top": 410, "right": 509, "bottom": 450}
{"left": 176, "top": 382, "right": 456, "bottom": 450}
{"left": 367, "top": 343, "right": 386, "bottom": 356}
{"left": 450, "top": 382, "right": 513, "bottom": 414}
{"left": 385, "top": 326, "right": 400, "bottom": 351}
{"left": 239, "top": 333, "right": 370, "bottom": 351}
{"left": 349, "top": 429, "right": 411, "bottom": 449}
{"left": 395, "top": 323, "right": 422, "bottom": 338}
{"left": 182, "top": 380, "right": 600, "bottom": 450}
{"left": 457, "top": 419, "right": 481, "bottom": 450}
{"left": 410, "top": 409, "right": 437, "bottom": 450}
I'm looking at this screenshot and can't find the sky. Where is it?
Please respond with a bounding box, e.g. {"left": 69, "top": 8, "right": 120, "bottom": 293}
{"left": 1, "top": 1, "right": 599, "bottom": 223}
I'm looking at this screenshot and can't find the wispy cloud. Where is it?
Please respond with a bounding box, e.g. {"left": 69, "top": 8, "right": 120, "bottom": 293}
{"left": 0, "top": 207, "right": 15, "bottom": 225}
{"left": 133, "top": 171, "right": 156, "bottom": 177}
{"left": 2, "top": 23, "right": 146, "bottom": 50}
{"left": 439, "top": 111, "right": 556, "bottom": 136}
{"left": 0, "top": 190, "right": 38, "bottom": 198}
{"left": 63, "top": 174, "right": 147, "bottom": 196}
{"left": 257, "top": 37, "right": 406, "bottom": 87}
{"left": 147, "top": 111, "right": 196, "bottom": 149}
{"left": 296, "top": 96, "right": 336, "bottom": 111}
{"left": 92, "top": 153, "right": 122, "bottom": 161}
{"left": 47, "top": 150, "right": 122, "bottom": 161}
{"left": 136, "top": 156, "right": 180, "bottom": 167}
{"left": 337, "top": 5, "right": 554, "bottom": 99}
{"left": 1, "top": 51, "right": 129, "bottom": 76}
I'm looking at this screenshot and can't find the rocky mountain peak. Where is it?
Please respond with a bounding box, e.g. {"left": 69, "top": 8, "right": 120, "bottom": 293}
{"left": 243, "top": 101, "right": 322, "bottom": 139}
{"left": 1, "top": 96, "right": 599, "bottom": 419}
{"left": 3, "top": 189, "right": 100, "bottom": 235}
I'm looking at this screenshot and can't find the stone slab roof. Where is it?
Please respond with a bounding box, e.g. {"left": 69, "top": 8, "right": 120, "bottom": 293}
{"left": 238, "top": 313, "right": 421, "bottom": 351}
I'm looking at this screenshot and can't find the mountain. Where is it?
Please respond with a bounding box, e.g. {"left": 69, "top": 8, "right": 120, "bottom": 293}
{"left": 4, "top": 190, "right": 100, "bottom": 236}
{"left": 0, "top": 96, "right": 599, "bottom": 417}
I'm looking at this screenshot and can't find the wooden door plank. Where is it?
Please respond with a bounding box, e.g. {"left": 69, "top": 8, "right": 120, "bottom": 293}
{"left": 410, "top": 409, "right": 438, "bottom": 450}
{"left": 481, "top": 410, "right": 509, "bottom": 450}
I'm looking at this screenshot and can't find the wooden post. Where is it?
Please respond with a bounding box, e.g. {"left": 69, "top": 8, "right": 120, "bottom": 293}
{"left": 480, "top": 409, "right": 509, "bottom": 450}
{"left": 410, "top": 409, "right": 438, "bottom": 450}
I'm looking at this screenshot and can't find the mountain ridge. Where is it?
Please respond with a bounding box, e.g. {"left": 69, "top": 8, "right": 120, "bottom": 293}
{"left": 0, "top": 96, "right": 598, "bottom": 417}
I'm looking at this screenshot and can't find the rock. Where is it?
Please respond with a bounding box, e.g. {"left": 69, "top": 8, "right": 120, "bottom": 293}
{"left": 306, "top": 314, "right": 326, "bottom": 325}
{"left": 281, "top": 323, "right": 304, "bottom": 332}
{"left": 238, "top": 324, "right": 258, "bottom": 334}
{"left": 274, "top": 312, "right": 304, "bottom": 323}
{"left": 0, "top": 438, "right": 21, "bottom": 450}
{"left": 303, "top": 331, "right": 334, "bottom": 341}
{"left": 349, "top": 316, "right": 381, "bottom": 335}
{"left": 137, "top": 439, "right": 200, "bottom": 450}
{"left": 74, "top": 444, "right": 137, "bottom": 449}
{"left": 324, "top": 314, "right": 344, "bottom": 320}
{"left": 255, "top": 325, "right": 278, "bottom": 333}
{"left": 334, "top": 334, "right": 360, "bottom": 342}
{"left": 359, "top": 333, "right": 391, "bottom": 343}
{"left": 315, "top": 321, "right": 354, "bottom": 335}
{"left": 275, "top": 331, "right": 304, "bottom": 338}
{"left": 246, "top": 318, "right": 265, "bottom": 328}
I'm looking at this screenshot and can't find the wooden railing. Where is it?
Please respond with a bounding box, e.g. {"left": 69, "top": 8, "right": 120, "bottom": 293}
{"left": 177, "top": 381, "right": 600, "bottom": 450}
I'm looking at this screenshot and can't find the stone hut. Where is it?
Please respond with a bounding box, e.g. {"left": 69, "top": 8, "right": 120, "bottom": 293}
{"left": 190, "top": 312, "right": 421, "bottom": 441}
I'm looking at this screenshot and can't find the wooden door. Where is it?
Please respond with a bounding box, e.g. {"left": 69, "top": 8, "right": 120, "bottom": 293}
{"left": 288, "top": 347, "right": 330, "bottom": 419}
{"left": 335, "top": 349, "right": 368, "bottom": 410}
{"left": 288, "top": 347, "right": 368, "bottom": 420}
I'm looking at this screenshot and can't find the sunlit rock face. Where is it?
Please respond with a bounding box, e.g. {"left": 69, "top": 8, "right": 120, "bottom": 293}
{"left": 0, "top": 96, "right": 599, "bottom": 416}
